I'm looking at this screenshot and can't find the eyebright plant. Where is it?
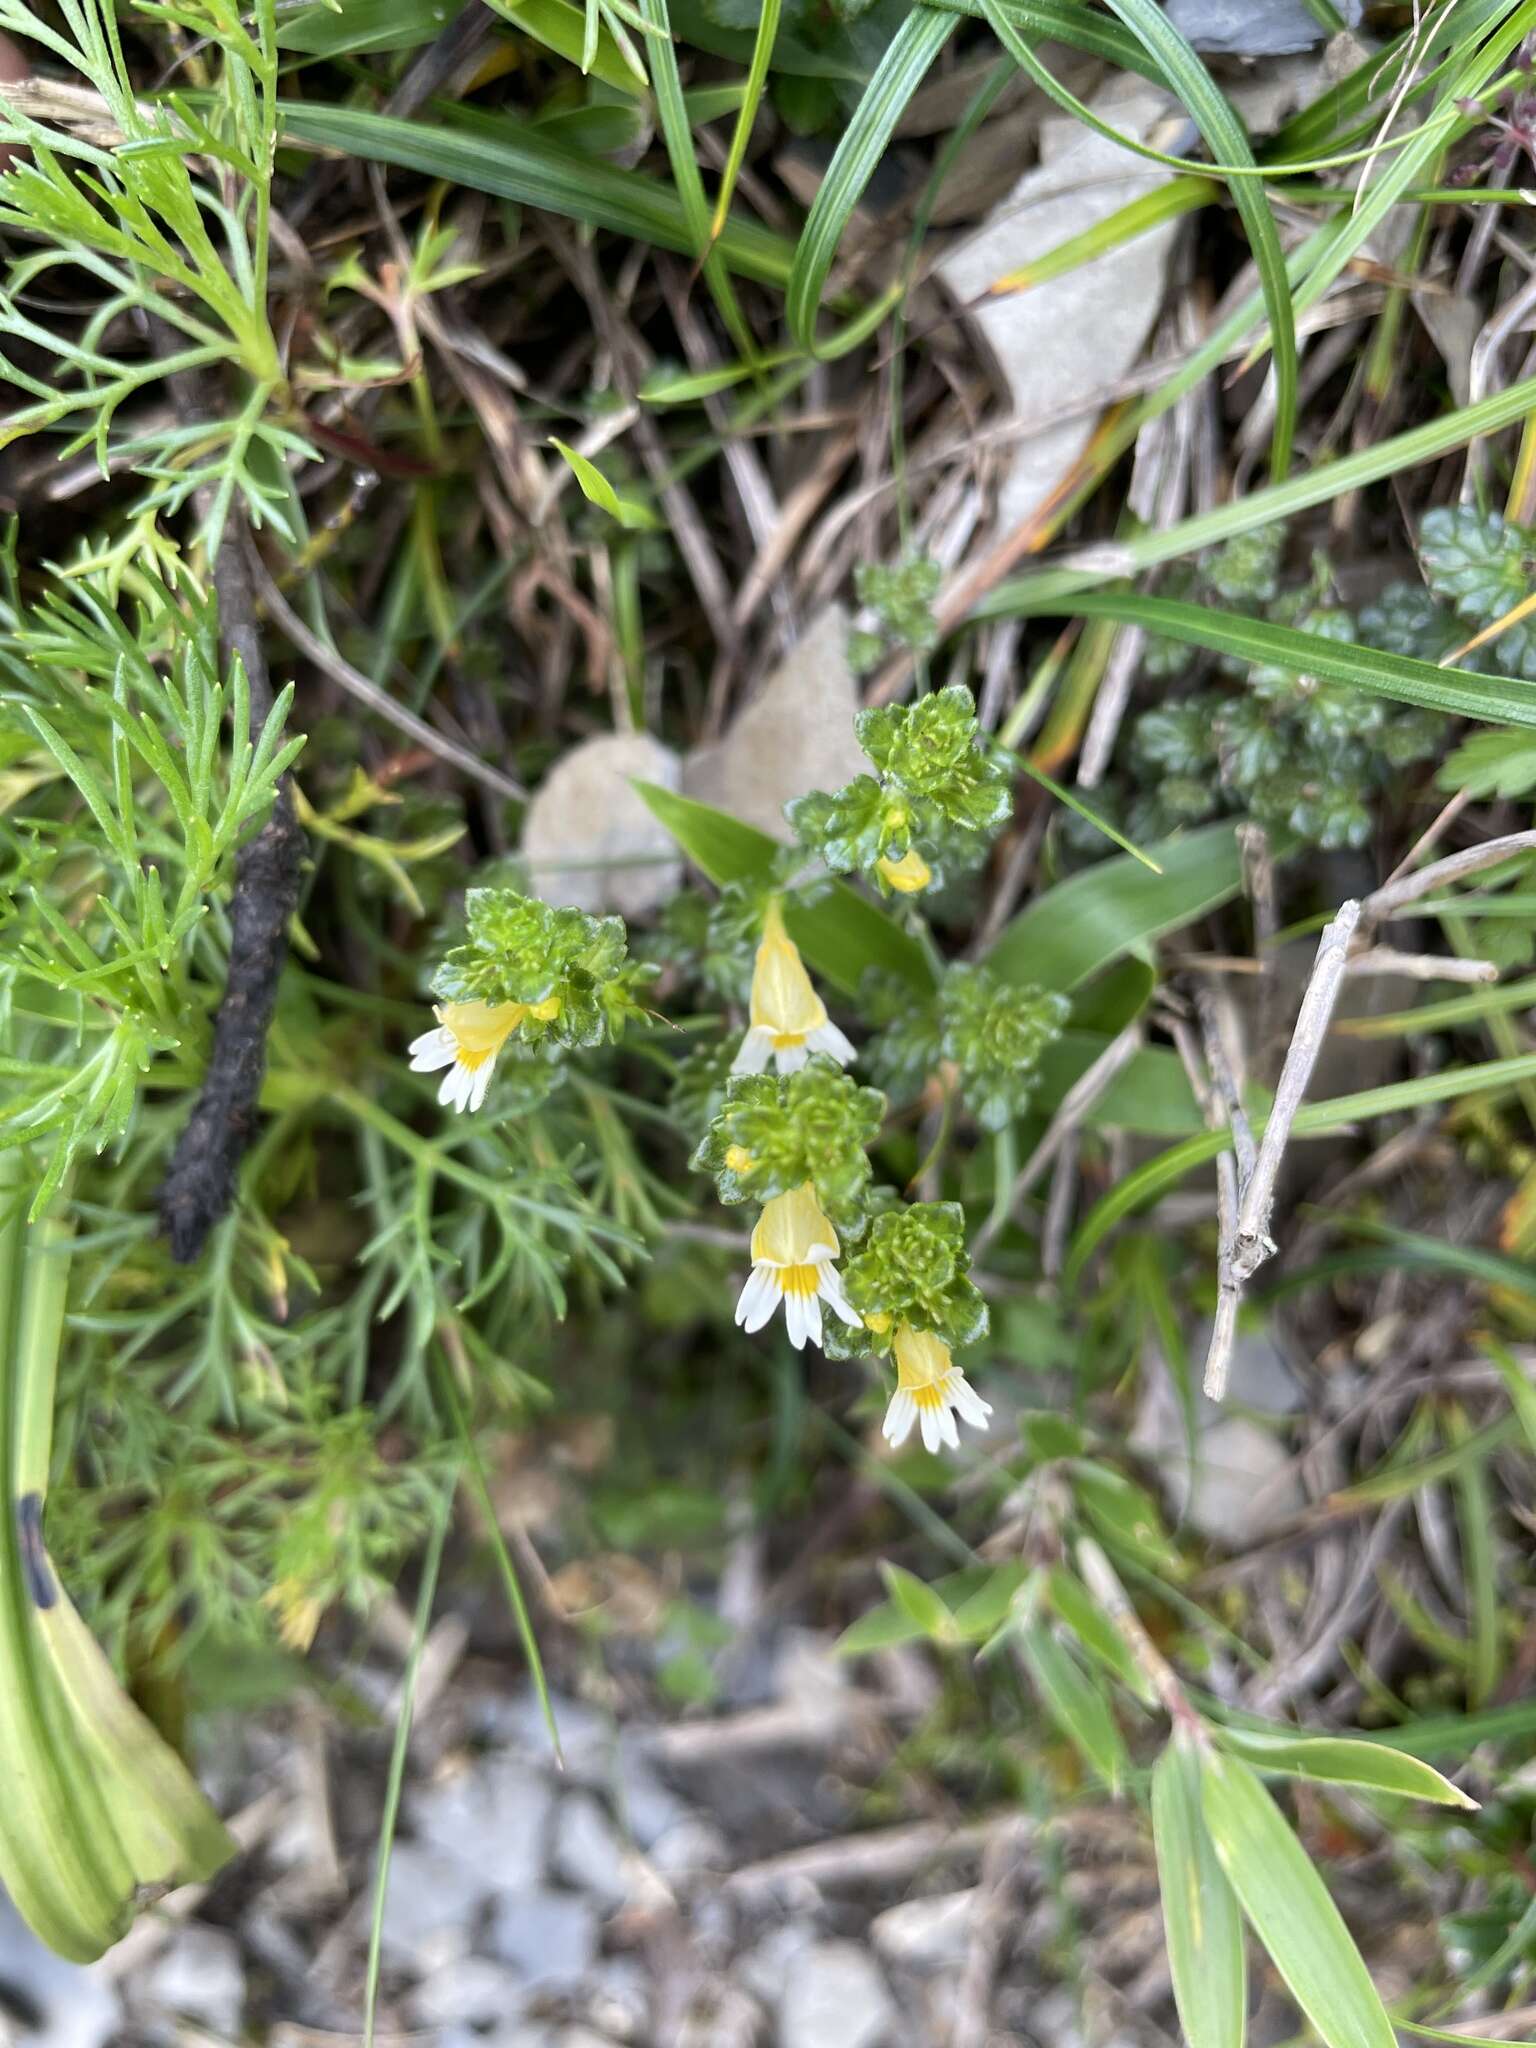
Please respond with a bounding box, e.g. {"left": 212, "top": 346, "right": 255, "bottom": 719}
{"left": 787, "top": 682, "right": 1013, "bottom": 893}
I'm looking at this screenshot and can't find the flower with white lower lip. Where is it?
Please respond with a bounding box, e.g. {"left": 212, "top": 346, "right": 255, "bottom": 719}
{"left": 408, "top": 996, "right": 559, "bottom": 1113}
{"left": 881, "top": 1323, "right": 992, "bottom": 1454}
{"left": 734, "top": 1182, "right": 862, "bottom": 1351}
{"left": 731, "top": 898, "right": 855, "bottom": 1077}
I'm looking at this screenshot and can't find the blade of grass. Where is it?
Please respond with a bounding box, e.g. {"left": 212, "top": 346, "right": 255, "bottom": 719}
{"left": 987, "top": 589, "right": 1536, "bottom": 730}
{"left": 988, "top": 177, "right": 1219, "bottom": 295}
{"left": 276, "top": 102, "right": 795, "bottom": 286}
{"left": 708, "top": 0, "right": 779, "bottom": 244}
{"left": 1200, "top": 1749, "right": 1398, "bottom": 2048}
{"left": 362, "top": 1471, "right": 455, "bottom": 2048}
{"left": 1099, "top": 0, "right": 1297, "bottom": 477}
{"left": 1152, "top": 1734, "right": 1248, "bottom": 2048}
{"left": 636, "top": 0, "right": 755, "bottom": 358}
{"left": 436, "top": 1351, "right": 564, "bottom": 1767}
{"left": 785, "top": 6, "right": 957, "bottom": 351}
{"left": 1447, "top": 1406, "right": 1501, "bottom": 1707}
{"left": 1064, "top": 1050, "right": 1536, "bottom": 1285}
{"left": 976, "top": 363, "right": 1536, "bottom": 619}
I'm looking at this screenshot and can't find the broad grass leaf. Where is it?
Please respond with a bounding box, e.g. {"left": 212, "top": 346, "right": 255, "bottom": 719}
{"left": 1213, "top": 1728, "right": 1475, "bottom": 1808}
{"left": 1152, "top": 1737, "right": 1247, "bottom": 2048}
{"left": 1017, "top": 1621, "right": 1128, "bottom": 1792}
{"left": 986, "top": 821, "right": 1246, "bottom": 993}
{"left": 1199, "top": 1750, "right": 1396, "bottom": 2048}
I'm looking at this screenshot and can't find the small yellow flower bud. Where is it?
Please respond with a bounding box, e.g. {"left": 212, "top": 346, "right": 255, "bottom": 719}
{"left": 864, "top": 1310, "right": 892, "bottom": 1335}
{"left": 724, "top": 1144, "right": 754, "bottom": 1174}
{"left": 876, "top": 847, "right": 932, "bottom": 894}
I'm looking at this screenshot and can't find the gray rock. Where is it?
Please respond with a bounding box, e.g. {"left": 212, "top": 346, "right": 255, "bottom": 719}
{"left": 143, "top": 1926, "right": 245, "bottom": 2037}
{"left": 674, "top": 1981, "right": 766, "bottom": 2048}
{"left": 377, "top": 1841, "right": 487, "bottom": 1970}
{"left": 683, "top": 607, "right": 866, "bottom": 841}
{"left": 1133, "top": 1328, "right": 1306, "bottom": 1546}
{"left": 780, "top": 1941, "right": 896, "bottom": 2048}
{"left": 1166, "top": 0, "right": 1362, "bottom": 54}
{"left": 870, "top": 1888, "right": 976, "bottom": 1969}
{"left": 522, "top": 731, "right": 683, "bottom": 919}
{"left": 0, "top": 1894, "right": 120, "bottom": 2048}
{"left": 552, "top": 1792, "right": 631, "bottom": 1907}
{"left": 647, "top": 1817, "right": 729, "bottom": 1882}
{"left": 410, "top": 1753, "right": 552, "bottom": 1894}
{"left": 736, "top": 1923, "right": 814, "bottom": 2011}
{"left": 486, "top": 1890, "right": 599, "bottom": 1991}
{"left": 584, "top": 1956, "right": 651, "bottom": 2039}
{"left": 411, "top": 1955, "right": 524, "bottom": 2029}
{"left": 937, "top": 85, "right": 1180, "bottom": 541}
{"left": 614, "top": 1749, "right": 689, "bottom": 1848}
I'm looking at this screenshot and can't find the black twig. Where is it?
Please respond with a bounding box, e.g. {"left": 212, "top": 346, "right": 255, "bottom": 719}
{"left": 159, "top": 509, "right": 303, "bottom": 1261}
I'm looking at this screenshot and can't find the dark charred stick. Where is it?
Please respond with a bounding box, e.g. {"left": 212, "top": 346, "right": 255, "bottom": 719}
{"left": 159, "top": 507, "right": 303, "bottom": 1261}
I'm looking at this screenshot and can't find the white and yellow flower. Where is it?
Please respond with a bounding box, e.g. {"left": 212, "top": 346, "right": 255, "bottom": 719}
{"left": 881, "top": 1323, "right": 992, "bottom": 1454}
{"left": 735, "top": 1182, "right": 862, "bottom": 1351}
{"left": 408, "top": 995, "right": 559, "bottom": 1113}
{"left": 732, "top": 898, "right": 855, "bottom": 1077}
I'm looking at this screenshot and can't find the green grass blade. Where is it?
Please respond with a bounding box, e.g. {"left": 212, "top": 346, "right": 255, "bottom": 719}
{"left": 709, "top": 0, "right": 780, "bottom": 243}
{"left": 636, "top": 0, "right": 756, "bottom": 357}
{"left": 1152, "top": 1735, "right": 1248, "bottom": 2048}
{"left": 1211, "top": 1728, "right": 1476, "bottom": 1807}
{"left": 276, "top": 102, "right": 795, "bottom": 286}
{"left": 990, "top": 590, "right": 1536, "bottom": 730}
{"left": 1200, "top": 1750, "right": 1396, "bottom": 2048}
{"left": 437, "top": 1356, "right": 564, "bottom": 1768}
{"left": 1100, "top": 0, "right": 1296, "bottom": 477}
{"left": 1064, "top": 1051, "right": 1536, "bottom": 1285}
{"left": 978, "top": 362, "right": 1536, "bottom": 617}
{"left": 785, "top": 7, "right": 956, "bottom": 350}
{"left": 483, "top": 0, "right": 645, "bottom": 93}
{"left": 1484, "top": 1335, "right": 1536, "bottom": 1455}
{"left": 363, "top": 1474, "right": 455, "bottom": 2048}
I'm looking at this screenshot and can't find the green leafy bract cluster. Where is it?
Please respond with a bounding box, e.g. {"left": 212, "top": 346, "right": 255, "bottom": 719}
{"left": 787, "top": 684, "right": 1012, "bottom": 889}
{"left": 939, "top": 965, "right": 1071, "bottom": 1132}
{"left": 693, "top": 1058, "right": 885, "bottom": 1234}
{"left": 826, "top": 1202, "right": 988, "bottom": 1361}
{"left": 852, "top": 555, "right": 943, "bottom": 662}
{"left": 1419, "top": 505, "right": 1536, "bottom": 677}
{"left": 644, "top": 881, "right": 762, "bottom": 1004}
{"left": 865, "top": 963, "right": 1068, "bottom": 1131}
{"left": 433, "top": 888, "right": 648, "bottom": 1048}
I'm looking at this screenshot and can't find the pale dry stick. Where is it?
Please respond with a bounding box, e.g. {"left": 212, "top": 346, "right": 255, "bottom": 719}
{"left": 1377, "top": 783, "right": 1472, "bottom": 894}
{"left": 1233, "top": 899, "right": 1362, "bottom": 1285}
{"left": 1075, "top": 1538, "right": 1202, "bottom": 1731}
{"left": 1238, "top": 821, "right": 1280, "bottom": 1083}
{"left": 950, "top": 1829, "right": 1027, "bottom": 2048}
{"left": 1040, "top": 1137, "right": 1079, "bottom": 1281}
{"left": 1345, "top": 948, "right": 1500, "bottom": 982}
{"left": 973, "top": 1021, "right": 1144, "bottom": 1260}
{"left": 245, "top": 549, "right": 527, "bottom": 803}
{"left": 1360, "top": 826, "right": 1536, "bottom": 922}
{"left": 1170, "top": 992, "right": 1250, "bottom": 1401}
{"left": 1247, "top": 1498, "right": 1410, "bottom": 1713}
{"left": 723, "top": 1813, "right": 1032, "bottom": 1901}
{"left": 731, "top": 424, "right": 861, "bottom": 633}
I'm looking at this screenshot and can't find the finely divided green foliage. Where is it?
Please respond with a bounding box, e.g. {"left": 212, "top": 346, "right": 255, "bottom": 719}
{"left": 0, "top": 0, "right": 301, "bottom": 551}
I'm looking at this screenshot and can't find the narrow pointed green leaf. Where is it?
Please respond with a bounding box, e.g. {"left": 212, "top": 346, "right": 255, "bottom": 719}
{"left": 785, "top": 8, "right": 956, "bottom": 349}
{"left": 1017, "top": 1621, "right": 1128, "bottom": 1792}
{"left": 985, "top": 820, "right": 1247, "bottom": 993}
{"left": 1199, "top": 1749, "right": 1396, "bottom": 2048}
{"left": 1213, "top": 1728, "right": 1476, "bottom": 1808}
{"left": 1152, "top": 1736, "right": 1247, "bottom": 2048}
